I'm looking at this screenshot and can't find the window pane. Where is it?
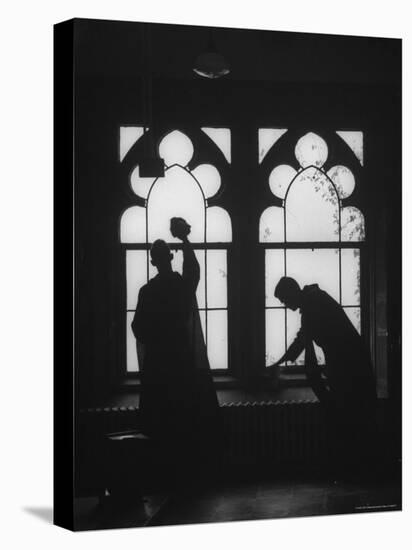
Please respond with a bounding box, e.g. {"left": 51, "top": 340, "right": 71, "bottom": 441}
{"left": 336, "top": 131, "right": 364, "bottom": 165}
{"left": 295, "top": 133, "right": 328, "bottom": 169}
{"left": 148, "top": 165, "right": 205, "bottom": 243}
{"left": 285, "top": 167, "right": 339, "bottom": 241}
{"left": 130, "top": 165, "right": 155, "bottom": 198}
{"left": 191, "top": 164, "right": 221, "bottom": 198}
{"left": 120, "top": 126, "right": 145, "bottom": 161}
{"left": 344, "top": 307, "right": 361, "bottom": 334}
{"left": 158, "top": 130, "right": 194, "bottom": 166}
{"left": 126, "top": 250, "right": 148, "bottom": 310}
{"left": 327, "top": 165, "right": 355, "bottom": 199}
{"left": 126, "top": 312, "right": 139, "bottom": 372}
{"left": 258, "top": 129, "right": 287, "bottom": 163}
{"left": 120, "top": 206, "right": 146, "bottom": 243}
{"left": 341, "top": 248, "right": 361, "bottom": 305}
{"left": 265, "top": 309, "right": 285, "bottom": 366}
{"left": 201, "top": 128, "right": 231, "bottom": 163}
{"left": 269, "top": 164, "right": 296, "bottom": 199}
{"left": 207, "top": 251, "right": 227, "bottom": 308}
{"left": 286, "top": 249, "right": 340, "bottom": 303}
{"left": 265, "top": 249, "right": 285, "bottom": 307}
{"left": 207, "top": 310, "right": 228, "bottom": 369}
{"left": 259, "top": 206, "right": 284, "bottom": 242}
{"left": 341, "top": 206, "right": 365, "bottom": 241}
{"left": 206, "top": 207, "right": 232, "bottom": 242}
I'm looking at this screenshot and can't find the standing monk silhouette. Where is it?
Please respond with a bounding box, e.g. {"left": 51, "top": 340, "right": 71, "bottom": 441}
{"left": 131, "top": 217, "right": 219, "bottom": 476}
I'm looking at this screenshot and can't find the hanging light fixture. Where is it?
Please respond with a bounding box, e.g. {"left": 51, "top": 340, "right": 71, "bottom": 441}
{"left": 193, "top": 30, "right": 230, "bottom": 79}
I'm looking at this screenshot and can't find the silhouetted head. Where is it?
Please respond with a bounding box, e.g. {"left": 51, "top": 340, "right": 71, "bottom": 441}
{"left": 275, "top": 277, "right": 302, "bottom": 311}
{"left": 150, "top": 239, "right": 173, "bottom": 272}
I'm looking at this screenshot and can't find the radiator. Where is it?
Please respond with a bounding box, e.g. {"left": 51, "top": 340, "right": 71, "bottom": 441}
{"left": 79, "top": 400, "right": 327, "bottom": 469}
{"left": 220, "top": 400, "right": 327, "bottom": 465}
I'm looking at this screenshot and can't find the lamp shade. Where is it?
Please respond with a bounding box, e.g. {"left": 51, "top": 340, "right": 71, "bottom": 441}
{"left": 193, "top": 51, "right": 230, "bottom": 79}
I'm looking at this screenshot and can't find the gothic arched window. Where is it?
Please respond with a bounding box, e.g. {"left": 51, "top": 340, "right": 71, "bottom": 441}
{"left": 259, "top": 130, "right": 365, "bottom": 366}
{"left": 120, "top": 128, "right": 232, "bottom": 372}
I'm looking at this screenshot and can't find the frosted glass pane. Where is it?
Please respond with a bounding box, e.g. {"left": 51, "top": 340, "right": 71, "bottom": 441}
{"left": 148, "top": 165, "right": 205, "bottom": 243}
{"left": 295, "top": 133, "right": 328, "bottom": 168}
{"left": 341, "top": 207, "right": 365, "bottom": 241}
{"left": 341, "top": 249, "right": 361, "bottom": 306}
{"left": 286, "top": 249, "right": 340, "bottom": 303}
{"left": 336, "top": 131, "right": 364, "bottom": 165}
{"left": 120, "top": 206, "right": 147, "bottom": 243}
{"left": 130, "top": 165, "right": 155, "bottom": 198}
{"left": 258, "top": 129, "right": 287, "bottom": 163}
{"left": 207, "top": 310, "right": 228, "bottom": 369}
{"left": 120, "top": 126, "right": 145, "bottom": 161}
{"left": 344, "top": 307, "right": 361, "bottom": 334}
{"left": 269, "top": 164, "right": 296, "bottom": 199}
{"left": 201, "top": 128, "right": 231, "bottom": 163}
{"left": 285, "top": 167, "right": 339, "bottom": 241}
{"left": 206, "top": 207, "right": 232, "bottom": 242}
{"left": 265, "top": 309, "right": 285, "bottom": 366}
{"left": 265, "top": 249, "right": 285, "bottom": 307}
{"left": 206, "top": 251, "right": 227, "bottom": 308}
{"left": 127, "top": 312, "right": 139, "bottom": 372}
{"left": 259, "top": 206, "right": 284, "bottom": 242}
{"left": 327, "top": 165, "right": 355, "bottom": 199}
{"left": 158, "top": 130, "right": 194, "bottom": 166}
{"left": 191, "top": 164, "right": 221, "bottom": 198}
{"left": 126, "top": 251, "right": 148, "bottom": 310}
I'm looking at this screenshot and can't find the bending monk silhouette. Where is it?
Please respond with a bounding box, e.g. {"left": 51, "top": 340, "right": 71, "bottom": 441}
{"left": 269, "top": 277, "right": 376, "bottom": 471}
{"left": 131, "top": 218, "right": 219, "bottom": 472}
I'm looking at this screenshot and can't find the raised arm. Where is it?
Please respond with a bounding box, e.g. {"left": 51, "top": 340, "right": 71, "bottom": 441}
{"left": 170, "top": 217, "right": 200, "bottom": 294}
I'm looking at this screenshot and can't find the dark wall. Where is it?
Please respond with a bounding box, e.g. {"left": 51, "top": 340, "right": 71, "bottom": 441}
{"left": 73, "top": 19, "right": 401, "bottom": 406}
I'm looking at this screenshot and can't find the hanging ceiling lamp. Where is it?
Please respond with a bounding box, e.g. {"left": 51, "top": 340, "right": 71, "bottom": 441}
{"left": 193, "top": 30, "right": 230, "bottom": 79}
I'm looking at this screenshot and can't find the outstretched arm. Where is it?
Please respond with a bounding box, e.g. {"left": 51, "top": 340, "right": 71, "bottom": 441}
{"left": 271, "top": 329, "right": 305, "bottom": 367}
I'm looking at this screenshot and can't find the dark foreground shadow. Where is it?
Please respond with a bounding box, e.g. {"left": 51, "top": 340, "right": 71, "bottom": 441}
{"left": 23, "top": 506, "right": 53, "bottom": 524}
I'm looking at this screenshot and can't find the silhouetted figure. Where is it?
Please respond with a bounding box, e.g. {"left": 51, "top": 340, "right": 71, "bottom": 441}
{"left": 270, "top": 277, "right": 377, "bottom": 475}
{"left": 132, "top": 218, "right": 219, "bottom": 483}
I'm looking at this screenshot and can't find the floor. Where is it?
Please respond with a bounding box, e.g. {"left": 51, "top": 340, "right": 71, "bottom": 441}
{"left": 74, "top": 474, "right": 401, "bottom": 530}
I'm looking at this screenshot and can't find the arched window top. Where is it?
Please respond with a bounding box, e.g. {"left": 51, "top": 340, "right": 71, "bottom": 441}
{"left": 148, "top": 165, "right": 206, "bottom": 243}
{"left": 260, "top": 132, "right": 364, "bottom": 243}
{"left": 285, "top": 167, "right": 339, "bottom": 241}
{"left": 120, "top": 127, "right": 232, "bottom": 245}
